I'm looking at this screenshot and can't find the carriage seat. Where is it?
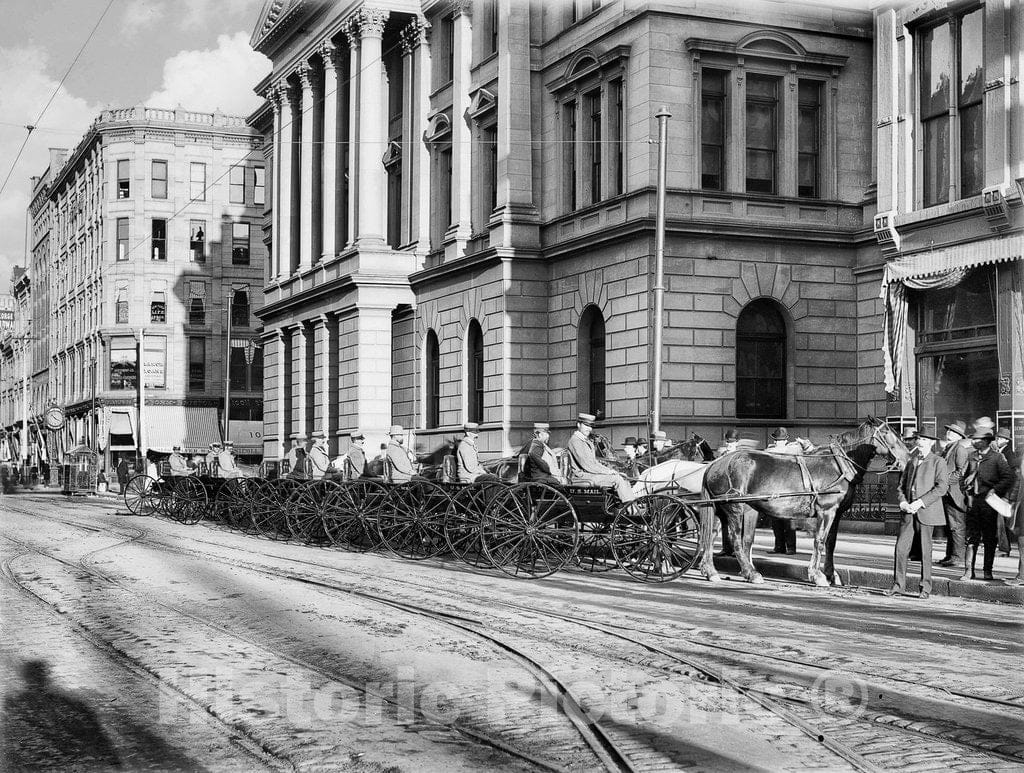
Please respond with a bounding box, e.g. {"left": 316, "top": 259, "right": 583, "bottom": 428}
{"left": 517, "top": 454, "right": 528, "bottom": 483}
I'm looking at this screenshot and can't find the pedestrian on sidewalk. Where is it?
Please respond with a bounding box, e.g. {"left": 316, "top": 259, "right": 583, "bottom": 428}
{"left": 994, "top": 428, "right": 1018, "bottom": 557}
{"left": 938, "top": 420, "right": 971, "bottom": 567}
{"left": 886, "top": 431, "right": 947, "bottom": 599}
{"left": 1005, "top": 454, "right": 1024, "bottom": 587}
{"left": 962, "top": 429, "right": 1014, "bottom": 581}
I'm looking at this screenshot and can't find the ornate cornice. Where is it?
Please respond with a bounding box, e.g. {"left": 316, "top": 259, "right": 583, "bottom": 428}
{"left": 358, "top": 7, "right": 389, "bottom": 37}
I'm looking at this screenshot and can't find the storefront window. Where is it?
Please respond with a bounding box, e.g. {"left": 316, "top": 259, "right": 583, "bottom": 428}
{"left": 109, "top": 338, "right": 137, "bottom": 390}
{"left": 915, "top": 267, "right": 998, "bottom": 429}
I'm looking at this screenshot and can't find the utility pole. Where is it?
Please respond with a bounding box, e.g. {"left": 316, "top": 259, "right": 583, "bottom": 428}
{"left": 223, "top": 292, "right": 232, "bottom": 443}
{"left": 651, "top": 107, "right": 671, "bottom": 435}
{"left": 138, "top": 327, "right": 146, "bottom": 464}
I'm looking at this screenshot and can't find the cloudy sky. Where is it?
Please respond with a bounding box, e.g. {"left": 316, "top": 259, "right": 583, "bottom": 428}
{"left": 0, "top": 0, "right": 272, "bottom": 284}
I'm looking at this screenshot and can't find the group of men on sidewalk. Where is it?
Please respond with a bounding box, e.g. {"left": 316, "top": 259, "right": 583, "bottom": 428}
{"left": 887, "top": 417, "right": 1021, "bottom": 599}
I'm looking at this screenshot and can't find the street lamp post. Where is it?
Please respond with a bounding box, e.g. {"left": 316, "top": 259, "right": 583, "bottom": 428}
{"left": 651, "top": 107, "right": 671, "bottom": 435}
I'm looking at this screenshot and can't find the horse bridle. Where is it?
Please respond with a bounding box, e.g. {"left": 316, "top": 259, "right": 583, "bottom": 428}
{"left": 866, "top": 421, "right": 905, "bottom": 474}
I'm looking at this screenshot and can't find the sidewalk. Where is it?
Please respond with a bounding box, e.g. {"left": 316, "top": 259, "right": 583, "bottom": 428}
{"left": 716, "top": 529, "right": 1023, "bottom": 605}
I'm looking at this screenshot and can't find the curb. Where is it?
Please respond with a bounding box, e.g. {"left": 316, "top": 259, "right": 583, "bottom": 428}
{"left": 714, "top": 555, "right": 1024, "bottom": 605}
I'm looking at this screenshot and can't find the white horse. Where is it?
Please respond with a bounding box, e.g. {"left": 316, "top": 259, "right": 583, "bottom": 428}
{"left": 632, "top": 459, "right": 708, "bottom": 496}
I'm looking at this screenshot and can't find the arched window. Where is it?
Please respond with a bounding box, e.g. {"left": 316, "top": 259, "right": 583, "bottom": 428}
{"left": 467, "top": 320, "right": 484, "bottom": 424}
{"left": 578, "top": 305, "right": 606, "bottom": 418}
{"left": 736, "top": 299, "right": 786, "bottom": 419}
{"left": 426, "top": 330, "right": 440, "bottom": 429}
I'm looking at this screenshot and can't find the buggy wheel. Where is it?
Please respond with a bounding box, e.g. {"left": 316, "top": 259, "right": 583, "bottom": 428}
{"left": 325, "top": 480, "right": 387, "bottom": 551}
{"left": 124, "top": 475, "right": 158, "bottom": 516}
{"left": 289, "top": 480, "right": 335, "bottom": 543}
{"left": 444, "top": 481, "right": 506, "bottom": 567}
{"left": 379, "top": 481, "right": 450, "bottom": 559}
{"left": 247, "top": 479, "right": 279, "bottom": 535}
{"left": 611, "top": 494, "right": 700, "bottom": 582}
{"left": 575, "top": 519, "right": 616, "bottom": 572}
{"left": 482, "top": 483, "right": 579, "bottom": 579}
{"left": 174, "top": 476, "right": 208, "bottom": 525}
{"left": 213, "top": 478, "right": 244, "bottom": 528}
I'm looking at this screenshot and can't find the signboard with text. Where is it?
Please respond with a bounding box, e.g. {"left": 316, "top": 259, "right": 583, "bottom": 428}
{"left": 143, "top": 336, "right": 166, "bottom": 389}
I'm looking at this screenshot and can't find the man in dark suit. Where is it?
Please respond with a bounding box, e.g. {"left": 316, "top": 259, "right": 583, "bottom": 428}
{"left": 994, "top": 428, "right": 1019, "bottom": 556}
{"left": 962, "top": 429, "right": 1015, "bottom": 581}
{"left": 885, "top": 431, "right": 948, "bottom": 599}
{"left": 523, "top": 423, "right": 564, "bottom": 486}
{"left": 937, "top": 420, "right": 972, "bottom": 566}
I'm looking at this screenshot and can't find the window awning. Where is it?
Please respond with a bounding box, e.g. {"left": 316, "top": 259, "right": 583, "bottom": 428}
{"left": 108, "top": 409, "right": 136, "bottom": 450}
{"left": 143, "top": 405, "right": 187, "bottom": 453}
{"left": 882, "top": 235, "right": 1022, "bottom": 283}
{"left": 228, "top": 420, "right": 263, "bottom": 455}
{"left": 182, "top": 406, "right": 222, "bottom": 453}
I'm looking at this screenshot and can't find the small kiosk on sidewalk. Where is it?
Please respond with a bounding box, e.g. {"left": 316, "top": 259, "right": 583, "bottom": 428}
{"left": 61, "top": 446, "right": 99, "bottom": 496}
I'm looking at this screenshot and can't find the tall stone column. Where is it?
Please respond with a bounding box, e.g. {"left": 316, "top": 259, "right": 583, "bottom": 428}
{"left": 277, "top": 81, "right": 296, "bottom": 276}
{"left": 399, "top": 21, "right": 419, "bottom": 249}
{"left": 298, "top": 63, "right": 316, "bottom": 271}
{"left": 493, "top": 0, "right": 538, "bottom": 248}
{"left": 354, "top": 7, "right": 389, "bottom": 247}
{"left": 320, "top": 41, "right": 342, "bottom": 263}
{"left": 261, "top": 328, "right": 285, "bottom": 460}
{"left": 406, "top": 19, "right": 431, "bottom": 251}
{"left": 289, "top": 323, "right": 308, "bottom": 441}
{"left": 266, "top": 87, "right": 283, "bottom": 278}
{"left": 342, "top": 17, "right": 361, "bottom": 247}
{"left": 448, "top": 2, "right": 473, "bottom": 255}
{"left": 312, "top": 315, "right": 331, "bottom": 447}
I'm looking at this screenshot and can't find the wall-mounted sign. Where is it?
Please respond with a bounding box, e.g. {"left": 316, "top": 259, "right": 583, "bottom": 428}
{"left": 0, "top": 308, "right": 14, "bottom": 332}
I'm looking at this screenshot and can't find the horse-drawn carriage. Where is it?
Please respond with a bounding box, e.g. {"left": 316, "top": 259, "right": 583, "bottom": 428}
{"left": 121, "top": 417, "right": 907, "bottom": 587}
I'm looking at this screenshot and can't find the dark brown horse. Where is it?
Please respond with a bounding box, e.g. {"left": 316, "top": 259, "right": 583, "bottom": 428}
{"left": 697, "top": 417, "right": 908, "bottom": 586}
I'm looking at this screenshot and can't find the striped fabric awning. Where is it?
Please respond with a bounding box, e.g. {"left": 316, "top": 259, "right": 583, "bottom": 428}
{"left": 880, "top": 237, "right": 1023, "bottom": 395}
{"left": 182, "top": 406, "right": 222, "bottom": 453}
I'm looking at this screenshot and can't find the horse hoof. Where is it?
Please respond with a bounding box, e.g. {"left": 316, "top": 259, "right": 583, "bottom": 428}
{"left": 705, "top": 572, "right": 723, "bottom": 583}
{"left": 831, "top": 574, "right": 844, "bottom": 587}
{"left": 748, "top": 573, "right": 765, "bottom": 585}
{"left": 813, "top": 575, "right": 830, "bottom": 587}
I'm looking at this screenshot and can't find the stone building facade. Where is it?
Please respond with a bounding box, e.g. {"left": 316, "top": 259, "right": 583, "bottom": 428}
{"left": 43, "top": 107, "right": 267, "bottom": 470}
{"left": 252, "top": 0, "right": 888, "bottom": 461}
{"left": 866, "top": 1, "right": 1024, "bottom": 446}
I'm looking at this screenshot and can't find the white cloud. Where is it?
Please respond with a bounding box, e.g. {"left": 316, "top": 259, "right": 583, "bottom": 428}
{"left": 144, "top": 31, "right": 271, "bottom": 116}
{"left": 0, "top": 45, "right": 100, "bottom": 284}
{"left": 121, "top": 0, "right": 166, "bottom": 35}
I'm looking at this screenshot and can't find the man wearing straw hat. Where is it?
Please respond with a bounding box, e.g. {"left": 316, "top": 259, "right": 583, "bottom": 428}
{"left": 386, "top": 425, "right": 421, "bottom": 483}
{"left": 523, "top": 423, "right": 565, "bottom": 486}
{"left": 566, "top": 413, "right": 636, "bottom": 503}
{"left": 456, "top": 423, "right": 499, "bottom": 483}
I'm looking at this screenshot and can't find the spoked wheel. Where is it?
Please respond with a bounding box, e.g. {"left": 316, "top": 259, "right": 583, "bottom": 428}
{"left": 481, "top": 483, "right": 579, "bottom": 579}
{"left": 611, "top": 494, "right": 700, "bottom": 582}
{"left": 379, "top": 481, "right": 451, "bottom": 559}
{"left": 247, "top": 479, "right": 279, "bottom": 536}
{"left": 288, "top": 480, "right": 335, "bottom": 543}
{"left": 575, "top": 519, "right": 616, "bottom": 572}
{"left": 444, "top": 481, "right": 506, "bottom": 567}
{"left": 213, "top": 478, "right": 244, "bottom": 528}
{"left": 251, "top": 479, "right": 295, "bottom": 539}
{"left": 324, "top": 480, "right": 388, "bottom": 551}
{"left": 173, "top": 476, "right": 208, "bottom": 525}
{"left": 124, "top": 475, "right": 158, "bottom": 516}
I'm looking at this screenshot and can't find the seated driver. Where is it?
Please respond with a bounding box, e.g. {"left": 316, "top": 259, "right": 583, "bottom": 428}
{"left": 456, "top": 422, "right": 500, "bottom": 483}
{"left": 566, "top": 413, "right": 636, "bottom": 503}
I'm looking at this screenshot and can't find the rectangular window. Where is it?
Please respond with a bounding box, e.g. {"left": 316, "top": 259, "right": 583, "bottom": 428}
{"left": 189, "top": 220, "right": 205, "bottom": 262}
{"left": 229, "top": 345, "right": 248, "bottom": 391}
{"left": 253, "top": 167, "right": 266, "bottom": 206}
{"left": 143, "top": 335, "right": 166, "bottom": 389}
{"left": 190, "top": 162, "right": 206, "bottom": 201}
{"left": 432, "top": 143, "right": 452, "bottom": 249}
{"left": 958, "top": 8, "right": 984, "bottom": 198}
{"left": 116, "top": 297, "right": 129, "bottom": 324}
{"left": 151, "top": 159, "right": 167, "bottom": 199}
{"left": 109, "top": 338, "right": 137, "bottom": 391}
{"left": 488, "top": 0, "right": 498, "bottom": 54}
{"left": 387, "top": 160, "right": 402, "bottom": 249}
{"left": 745, "top": 74, "right": 779, "bottom": 194}
{"left": 701, "top": 69, "right": 726, "bottom": 190}
{"left": 608, "top": 78, "right": 624, "bottom": 196}
{"left": 483, "top": 125, "right": 498, "bottom": 222}
{"left": 117, "top": 159, "right": 130, "bottom": 199}
{"left": 151, "top": 219, "right": 166, "bottom": 260}
{"left": 188, "top": 337, "right": 205, "bottom": 392}
{"left": 584, "top": 89, "right": 602, "bottom": 205}
{"left": 229, "top": 166, "right": 245, "bottom": 204}
{"left": 189, "top": 296, "right": 205, "bottom": 326}
{"left": 231, "top": 222, "right": 250, "bottom": 265}
{"left": 116, "top": 217, "right": 129, "bottom": 261}
{"left": 920, "top": 23, "right": 951, "bottom": 207}
{"left": 563, "top": 100, "right": 577, "bottom": 211}
{"left": 434, "top": 14, "right": 454, "bottom": 87}
{"left": 231, "top": 290, "right": 250, "bottom": 328}
{"left": 797, "top": 80, "right": 822, "bottom": 198}
{"left": 150, "top": 295, "right": 166, "bottom": 323}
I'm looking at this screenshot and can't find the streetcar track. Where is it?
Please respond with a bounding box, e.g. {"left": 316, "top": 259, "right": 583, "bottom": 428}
{"left": 0, "top": 521, "right": 616, "bottom": 772}
{"left": 8, "top": 499, "right": 1024, "bottom": 770}
{"left": 14, "top": 499, "right": 1024, "bottom": 707}
{"left": 0, "top": 540, "right": 290, "bottom": 773}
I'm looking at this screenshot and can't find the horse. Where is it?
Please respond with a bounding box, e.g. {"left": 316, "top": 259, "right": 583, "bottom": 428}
{"left": 696, "top": 416, "right": 908, "bottom": 587}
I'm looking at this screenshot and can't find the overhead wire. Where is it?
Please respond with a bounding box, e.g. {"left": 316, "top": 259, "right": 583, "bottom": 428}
{"left": 0, "top": 0, "right": 116, "bottom": 199}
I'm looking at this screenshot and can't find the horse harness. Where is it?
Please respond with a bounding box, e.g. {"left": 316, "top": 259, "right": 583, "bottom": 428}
{"left": 790, "top": 443, "right": 857, "bottom": 511}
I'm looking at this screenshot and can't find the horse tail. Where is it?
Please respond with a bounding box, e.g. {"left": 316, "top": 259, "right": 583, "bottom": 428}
{"left": 699, "top": 459, "right": 718, "bottom": 548}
